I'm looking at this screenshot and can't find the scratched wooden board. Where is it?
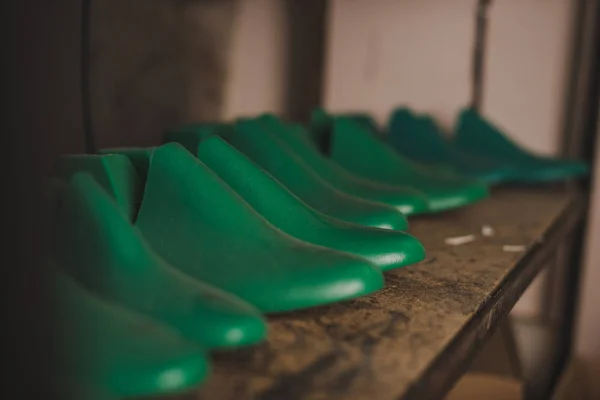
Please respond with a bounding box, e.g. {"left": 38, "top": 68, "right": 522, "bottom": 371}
{"left": 168, "top": 187, "right": 579, "bottom": 400}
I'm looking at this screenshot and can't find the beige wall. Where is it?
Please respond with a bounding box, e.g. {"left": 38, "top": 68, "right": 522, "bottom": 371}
{"left": 323, "top": 0, "right": 573, "bottom": 153}
{"left": 224, "top": 0, "right": 290, "bottom": 119}
{"left": 483, "top": 0, "right": 573, "bottom": 154}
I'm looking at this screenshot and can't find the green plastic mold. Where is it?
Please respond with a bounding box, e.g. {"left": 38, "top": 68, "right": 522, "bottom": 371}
{"left": 56, "top": 154, "right": 141, "bottom": 221}
{"left": 103, "top": 143, "right": 385, "bottom": 313}
{"left": 387, "top": 108, "right": 520, "bottom": 184}
{"left": 166, "top": 121, "right": 409, "bottom": 230}
{"left": 52, "top": 167, "right": 267, "bottom": 349}
{"left": 311, "top": 111, "right": 489, "bottom": 213}
{"left": 314, "top": 111, "right": 462, "bottom": 179}
{"left": 191, "top": 136, "right": 425, "bottom": 271}
{"left": 453, "top": 108, "right": 589, "bottom": 182}
{"left": 50, "top": 261, "right": 209, "bottom": 398}
{"left": 255, "top": 114, "right": 430, "bottom": 215}
{"left": 230, "top": 119, "right": 411, "bottom": 229}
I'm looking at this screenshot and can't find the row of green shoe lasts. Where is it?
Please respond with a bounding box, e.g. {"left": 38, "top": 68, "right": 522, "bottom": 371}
{"left": 48, "top": 107, "right": 587, "bottom": 399}
{"left": 352, "top": 106, "right": 589, "bottom": 184}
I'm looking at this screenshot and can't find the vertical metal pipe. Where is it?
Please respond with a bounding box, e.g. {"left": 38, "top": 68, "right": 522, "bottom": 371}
{"left": 81, "top": 0, "right": 96, "bottom": 154}
{"left": 471, "top": 0, "right": 492, "bottom": 112}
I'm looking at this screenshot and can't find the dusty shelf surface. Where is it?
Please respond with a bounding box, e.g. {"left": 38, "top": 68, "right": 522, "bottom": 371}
{"left": 177, "top": 187, "right": 582, "bottom": 400}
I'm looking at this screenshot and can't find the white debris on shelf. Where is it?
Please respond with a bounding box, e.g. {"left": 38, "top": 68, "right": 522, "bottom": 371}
{"left": 444, "top": 234, "right": 476, "bottom": 246}
{"left": 481, "top": 224, "right": 495, "bottom": 237}
{"left": 502, "top": 245, "right": 527, "bottom": 252}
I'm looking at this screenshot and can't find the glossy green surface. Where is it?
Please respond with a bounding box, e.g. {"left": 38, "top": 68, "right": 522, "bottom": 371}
{"left": 165, "top": 120, "right": 408, "bottom": 230}
{"left": 166, "top": 121, "right": 409, "bottom": 230}
{"left": 312, "top": 110, "right": 462, "bottom": 179}
{"left": 111, "top": 143, "right": 385, "bottom": 313}
{"left": 311, "top": 111, "right": 489, "bottom": 213}
{"left": 52, "top": 167, "right": 267, "bottom": 349}
{"left": 387, "top": 108, "right": 520, "bottom": 184}
{"left": 56, "top": 154, "right": 141, "bottom": 221}
{"left": 256, "top": 114, "right": 430, "bottom": 215}
{"left": 194, "top": 136, "right": 425, "bottom": 271}
{"left": 453, "top": 108, "right": 589, "bottom": 182}
{"left": 234, "top": 120, "right": 410, "bottom": 229}
{"left": 50, "top": 262, "right": 209, "bottom": 398}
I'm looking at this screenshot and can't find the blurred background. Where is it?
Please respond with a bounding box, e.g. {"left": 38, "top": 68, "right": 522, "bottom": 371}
{"left": 9, "top": 0, "right": 600, "bottom": 398}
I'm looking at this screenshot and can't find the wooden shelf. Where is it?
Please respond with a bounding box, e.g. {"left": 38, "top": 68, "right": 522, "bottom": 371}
{"left": 192, "top": 187, "right": 583, "bottom": 400}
